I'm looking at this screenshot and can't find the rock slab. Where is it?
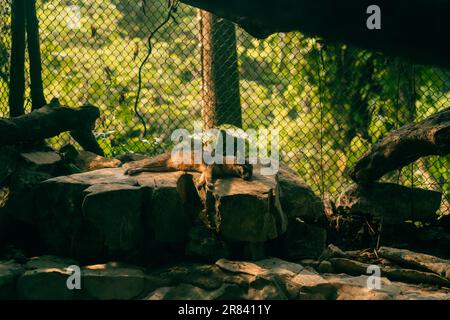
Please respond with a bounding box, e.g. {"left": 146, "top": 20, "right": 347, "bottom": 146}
{"left": 336, "top": 183, "right": 442, "bottom": 224}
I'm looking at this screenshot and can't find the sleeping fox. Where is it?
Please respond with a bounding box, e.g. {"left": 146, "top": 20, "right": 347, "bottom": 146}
{"left": 123, "top": 149, "right": 253, "bottom": 190}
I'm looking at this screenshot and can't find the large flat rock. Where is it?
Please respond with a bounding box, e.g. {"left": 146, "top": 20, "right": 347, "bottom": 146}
{"left": 0, "top": 261, "right": 24, "bottom": 299}
{"left": 138, "top": 171, "right": 193, "bottom": 243}
{"left": 204, "top": 172, "right": 282, "bottom": 242}
{"left": 20, "top": 151, "right": 62, "bottom": 167}
{"left": 4, "top": 255, "right": 450, "bottom": 300}
{"left": 3, "top": 169, "right": 52, "bottom": 224}
{"left": 336, "top": 183, "right": 442, "bottom": 224}
{"left": 189, "top": 161, "right": 327, "bottom": 244}
{"left": 35, "top": 168, "right": 196, "bottom": 260}
{"left": 201, "top": 165, "right": 324, "bottom": 243}
{"left": 81, "top": 263, "right": 146, "bottom": 300}
{"left": 44, "top": 168, "right": 138, "bottom": 186}
{"left": 16, "top": 256, "right": 79, "bottom": 300}
{"left": 276, "top": 166, "right": 324, "bottom": 223}
{"left": 82, "top": 184, "right": 144, "bottom": 256}
{"left": 17, "top": 267, "right": 74, "bottom": 300}
{"left": 29, "top": 162, "right": 323, "bottom": 261}
{"left": 282, "top": 218, "right": 327, "bottom": 260}
{"left": 15, "top": 258, "right": 147, "bottom": 300}
{"left": 0, "top": 147, "right": 18, "bottom": 186}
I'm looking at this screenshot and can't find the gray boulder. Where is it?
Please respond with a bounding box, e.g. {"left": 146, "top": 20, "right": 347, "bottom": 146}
{"left": 276, "top": 166, "right": 324, "bottom": 223}
{"left": 336, "top": 183, "right": 442, "bottom": 224}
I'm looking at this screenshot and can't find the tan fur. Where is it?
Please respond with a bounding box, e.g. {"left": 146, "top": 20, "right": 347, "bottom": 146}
{"left": 123, "top": 150, "right": 252, "bottom": 190}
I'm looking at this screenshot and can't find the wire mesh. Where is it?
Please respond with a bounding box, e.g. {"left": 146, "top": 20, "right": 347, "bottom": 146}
{"left": 0, "top": 0, "right": 448, "bottom": 213}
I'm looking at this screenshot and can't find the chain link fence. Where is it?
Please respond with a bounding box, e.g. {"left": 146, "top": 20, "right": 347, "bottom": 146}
{"left": 0, "top": 0, "right": 449, "bottom": 212}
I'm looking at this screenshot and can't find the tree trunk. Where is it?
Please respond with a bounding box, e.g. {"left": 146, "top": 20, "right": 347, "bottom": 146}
{"left": 9, "top": 0, "right": 26, "bottom": 117}
{"left": 25, "top": 0, "right": 46, "bottom": 110}
{"left": 349, "top": 107, "right": 450, "bottom": 183}
{"left": 0, "top": 102, "right": 104, "bottom": 156}
{"left": 198, "top": 10, "right": 242, "bottom": 130}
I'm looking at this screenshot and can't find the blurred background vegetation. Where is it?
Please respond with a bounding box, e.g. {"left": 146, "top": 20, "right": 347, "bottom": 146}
{"left": 0, "top": 0, "right": 448, "bottom": 212}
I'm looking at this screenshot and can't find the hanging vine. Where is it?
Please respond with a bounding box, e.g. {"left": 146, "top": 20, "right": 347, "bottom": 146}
{"left": 134, "top": 0, "right": 179, "bottom": 137}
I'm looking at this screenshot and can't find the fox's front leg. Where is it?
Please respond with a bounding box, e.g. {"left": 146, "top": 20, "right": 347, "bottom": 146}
{"left": 123, "top": 153, "right": 173, "bottom": 176}
{"left": 196, "top": 165, "right": 215, "bottom": 191}
{"left": 124, "top": 167, "right": 146, "bottom": 176}
{"left": 196, "top": 172, "right": 206, "bottom": 190}
{"left": 124, "top": 165, "right": 174, "bottom": 176}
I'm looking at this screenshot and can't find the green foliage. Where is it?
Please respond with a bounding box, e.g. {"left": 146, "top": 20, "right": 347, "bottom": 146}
{"left": 0, "top": 1, "right": 10, "bottom": 115}
{"left": 32, "top": 0, "right": 201, "bottom": 156}
{"left": 0, "top": 0, "right": 448, "bottom": 213}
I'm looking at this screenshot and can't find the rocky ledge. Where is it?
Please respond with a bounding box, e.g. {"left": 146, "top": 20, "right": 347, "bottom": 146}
{"left": 1, "top": 156, "right": 326, "bottom": 264}
{"left": 1, "top": 252, "right": 449, "bottom": 300}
